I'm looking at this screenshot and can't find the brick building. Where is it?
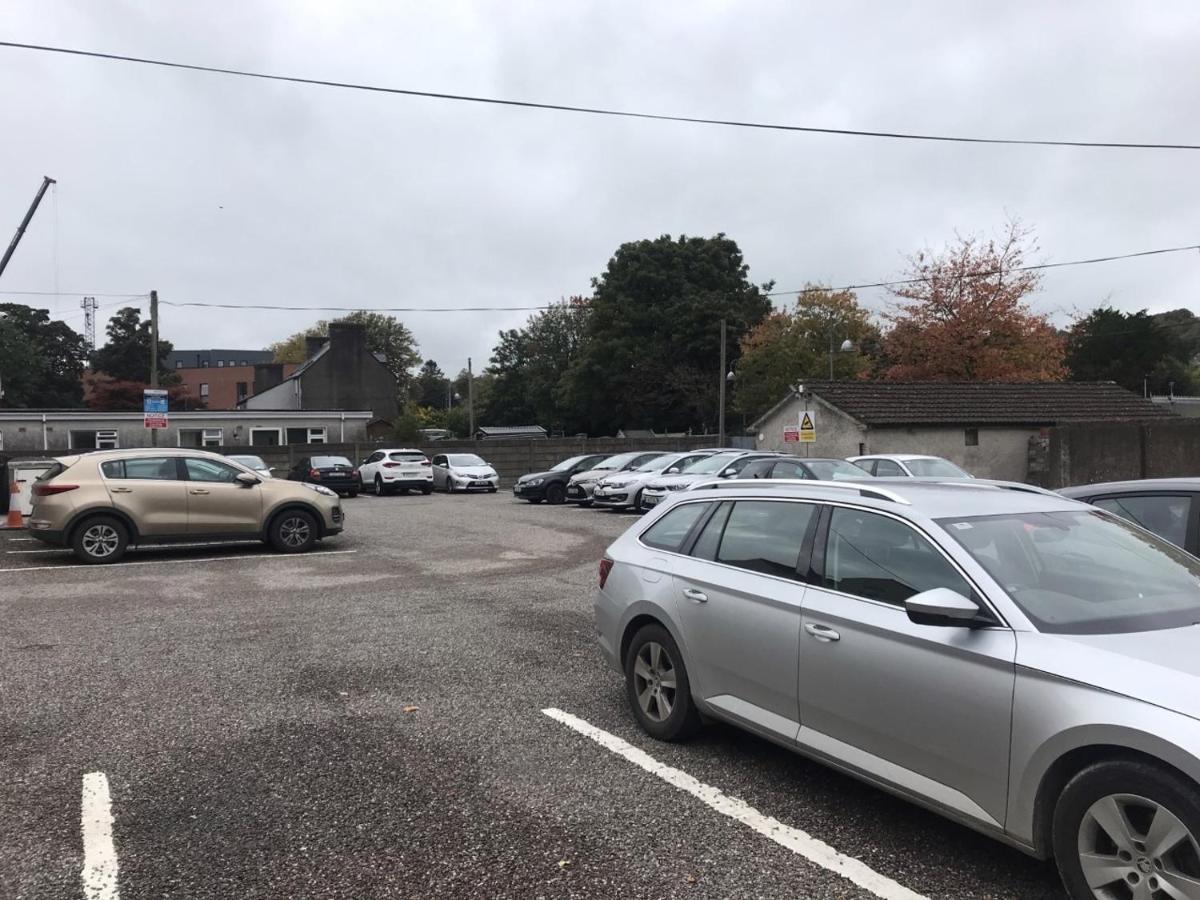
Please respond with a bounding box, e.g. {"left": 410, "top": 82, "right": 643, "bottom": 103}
{"left": 164, "top": 349, "right": 297, "bottom": 410}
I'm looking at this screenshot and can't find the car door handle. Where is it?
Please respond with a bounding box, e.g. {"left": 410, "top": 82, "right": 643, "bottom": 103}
{"left": 682, "top": 588, "right": 708, "bottom": 603}
{"left": 111, "top": 486, "right": 133, "bottom": 493}
{"left": 189, "top": 488, "right": 210, "bottom": 495}
{"left": 805, "top": 623, "right": 841, "bottom": 642}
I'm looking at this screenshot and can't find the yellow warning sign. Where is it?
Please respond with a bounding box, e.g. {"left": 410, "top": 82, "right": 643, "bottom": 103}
{"left": 799, "top": 410, "right": 816, "bottom": 443}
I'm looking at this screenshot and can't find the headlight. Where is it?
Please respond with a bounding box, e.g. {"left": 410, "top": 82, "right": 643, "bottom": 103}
{"left": 606, "top": 481, "right": 629, "bottom": 490}
{"left": 301, "top": 482, "right": 339, "bottom": 498}
{"left": 527, "top": 477, "right": 544, "bottom": 486}
{"left": 666, "top": 483, "right": 688, "bottom": 491}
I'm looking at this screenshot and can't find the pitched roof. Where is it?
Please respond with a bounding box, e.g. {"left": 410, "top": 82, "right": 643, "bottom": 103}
{"left": 475, "top": 425, "right": 548, "bottom": 436}
{"left": 753, "top": 381, "right": 1175, "bottom": 429}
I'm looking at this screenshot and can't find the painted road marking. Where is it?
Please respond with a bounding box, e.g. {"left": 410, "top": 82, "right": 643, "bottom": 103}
{"left": 81, "top": 772, "right": 119, "bottom": 900}
{"left": 542, "top": 708, "right": 927, "bottom": 900}
{"left": 5, "top": 548, "right": 64, "bottom": 554}
{"left": 0, "top": 548, "right": 358, "bottom": 574}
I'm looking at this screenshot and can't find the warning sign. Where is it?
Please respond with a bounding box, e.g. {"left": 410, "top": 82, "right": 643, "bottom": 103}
{"left": 799, "top": 410, "right": 816, "bottom": 443}
{"left": 783, "top": 426, "right": 799, "bottom": 443}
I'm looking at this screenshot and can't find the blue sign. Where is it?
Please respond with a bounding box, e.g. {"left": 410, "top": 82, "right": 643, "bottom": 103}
{"left": 143, "top": 391, "right": 168, "bottom": 415}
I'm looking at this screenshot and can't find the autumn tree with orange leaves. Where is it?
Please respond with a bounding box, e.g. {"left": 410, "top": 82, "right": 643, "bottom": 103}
{"left": 881, "top": 222, "right": 1066, "bottom": 382}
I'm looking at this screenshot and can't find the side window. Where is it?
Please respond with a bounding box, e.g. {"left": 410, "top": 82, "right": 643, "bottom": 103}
{"left": 100, "top": 460, "right": 124, "bottom": 479}
{"left": 824, "top": 507, "right": 972, "bottom": 605}
{"left": 120, "top": 457, "right": 179, "bottom": 480}
{"left": 692, "top": 502, "right": 732, "bottom": 560}
{"left": 434, "top": 456, "right": 446, "bottom": 466}
{"left": 771, "top": 461, "right": 811, "bottom": 480}
{"left": 739, "top": 460, "right": 772, "bottom": 479}
{"left": 183, "top": 458, "right": 242, "bottom": 483}
{"left": 1093, "top": 495, "right": 1192, "bottom": 548}
{"left": 714, "top": 501, "right": 816, "bottom": 580}
{"left": 641, "top": 502, "right": 712, "bottom": 553}
{"left": 874, "top": 460, "right": 905, "bottom": 477}
{"left": 722, "top": 456, "right": 761, "bottom": 476}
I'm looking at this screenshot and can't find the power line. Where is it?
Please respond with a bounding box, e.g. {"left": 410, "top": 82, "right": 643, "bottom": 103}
{"left": 4, "top": 40, "right": 1200, "bottom": 152}
{"left": 767, "top": 242, "right": 1200, "bottom": 297}
{"left": 161, "top": 300, "right": 562, "bottom": 313}
{"left": 0, "top": 290, "right": 148, "bottom": 298}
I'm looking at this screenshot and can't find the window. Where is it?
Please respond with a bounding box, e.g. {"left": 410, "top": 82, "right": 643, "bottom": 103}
{"left": 722, "top": 455, "right": 765, "bottom": 476}
{"left": 965, "top": 428, "right": 979, "bottom": 447}
{"left": 1093, "top": 495, "right": 1192, "bottom": 548}
{"left": 905, "top": 457, "right": 971, "bottom": 477}
{"left": 738, "top": 459, "right": 776, "bottom": 480}
{"left": 858, "top": 442, "right": 866, "bottom": 456}
{"left": 199, "top": 383, "right": 210, "bottom": 398}
{"left": 236, "top": 382, "right": 248, "bottom": 401}
{"left": 201, "top": 360, "right": 209, "bottom": 368}
{"left": 183, "top": 457, "right": 242, "bottom": 483}
{"left": 311, "top": 456, "right": 353, "bottom": 468}
{"left": 217, "top": 360, "right": 225, "bottom": 368}
{"left": 239, "top": 359, "right": 247, "bottom": 366}
{"left": 640, "top": 502, "right": 711, "bottom": 552}
{"left": 433, "top": 455, "right": 447, "bottom": 466}
{"left": 800, "top": 460, "right": 866, "bottom": 481}
{"left": 178, "top": 428, "right": 223, "bottom": 448}
{"left": 102, "top": 457, "right": 178, "bottom": 480}
{"left": 824, "top": 507, "right": 972, "bottom": 606}
{"left": 712, "top": 501, "right": 816, "bottom": 579}
{"left": 175, "top": 360, "right": 183, "bottom": 369}
{"left": 250, "top": 428, "right": 282, "bottom": 447}
{"left": 873, "top": 459, "right": 905, "bottom": 477}
{"left": 307, "top": 428, "right": 327, "bottom": 444}
{"left": 366, "top": 452, "right": 384, "bottom": 464}
{"left": 770, "top": 460, "right": 812, "bottom": 479}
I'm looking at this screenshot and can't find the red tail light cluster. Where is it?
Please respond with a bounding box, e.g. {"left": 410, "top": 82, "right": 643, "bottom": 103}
{"left": 420, "top": 458, "right": 432, "bottom": 467}
{"left": 383, "top": 462, "right": 400, "bottom": 468}
{"left": 351, "top": 468, "right": 359, "bottom": 478}
{"left": 309, "top": 468, "right": 321, "bottom": 479}
{"left": 32, "top": 482, "right": 79, "bottom": 497}
{"left": 599, "top": 558, "right": 614, "bottom": 589}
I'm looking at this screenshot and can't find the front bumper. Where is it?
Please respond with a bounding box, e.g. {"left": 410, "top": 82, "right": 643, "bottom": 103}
{"left": 641, "top": 491, "right": 667, "bottom": 508}
{"left": 593, "top": 489, "right": 633, "bottom": 508}
{"left": 513, "top": 482, "right": 548, "bottom": 500}
{"left": 566, "top": 482, "right": 597, "bottom": 502}
{"left": 450, "top": 477, "right": 499, "bottom": 491}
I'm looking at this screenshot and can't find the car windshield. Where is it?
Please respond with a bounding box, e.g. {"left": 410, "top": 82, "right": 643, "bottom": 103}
{"left": 594, "top": 452, "right": 642, "bottom": 470}
{"left": 550, "top": 455, "right": 590, "bottom": 472}
{"left": 805, "top": 460, "right": 869, "bottom": 481}
{"left": 446, "top": 454, "right": 486, "bottom": 466}
{"left": 906, "top": 458, "right": 970, "bottom": 477}
{"left": 636, "top": 453, "right": 682, "bottom": 472}
{"left": 312, "top": 456, "right": 352, "bottom": 467}
{"left": 684, "top": 452, "right": 741, "bottom": 475}
{"left": 940, "top": 509, "right": 1200, "bottom": 634}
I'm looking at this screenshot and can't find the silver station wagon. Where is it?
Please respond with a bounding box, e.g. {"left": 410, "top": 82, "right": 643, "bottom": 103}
{"left": 594, "top": 479, "right": 1200, "bottom": 900}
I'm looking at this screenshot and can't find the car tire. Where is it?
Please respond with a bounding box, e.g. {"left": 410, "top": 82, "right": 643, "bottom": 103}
{"left": 71, "top": 515, "right": 129, "bottom": 564}
{"left": 578, "top": 499, "right": 592, "bottom": 508}
{"left": 527, "top": 498, "right": 543, "bottom": 505}
{"left": 1053, "top": 759, "right": 1200, "bottom": 900}
{"left": 348, "top": 490, "right": 359, "bottom": 498}
{"left": 421, "top": 486, "right": 432, "bottom": 495}
{"left": 488, "top": 487, "right": 498, "bottom": 493}
{"left": 545, "top": 483, "right": 566, "bottom": 505}
{"left": 446, "top": 480, "right": 456, "bottom": 494}
{"left": 374, "top": 476, "right": 386, "bottom": 497}
{"left": 269, "top": 509, "right": 318, "bottom": 553}
{"left": 625, "top": 624, "right": 701, "bottom": 742}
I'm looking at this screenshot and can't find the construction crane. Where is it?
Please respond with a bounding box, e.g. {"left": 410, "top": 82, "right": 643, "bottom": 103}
{"left": 0, "top": 176, "right": 56, "bottom": 281}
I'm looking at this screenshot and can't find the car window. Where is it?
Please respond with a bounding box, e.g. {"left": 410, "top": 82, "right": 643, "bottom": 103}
{"left": 312, "top": 456, "right": 353, "bottom": 467}
{"left": 389, "top": 452, "right": 425, "bottom": 463}
{"left": 105, "top": 457, "right": 179, "bottom": 480}
{"left": 873, "top": 459, "right": 905, "bottom": 477}
{"left": 1093, "top": 495, "right": 1191, "bottom": 548}
{"left": 804, "top": 459, "right": 869, "bottom": 481}
{"left": 722, "top": 455, "right": 765, "bottom": 476}
{"left": 824, "top": 507, "right": 972, "bottom": 605}
{"left": 770, "top": 460, "right": 812, "bottom": 480}
{"left": 184, "top": 458, "right": 243, "bottom": 483}
{"left": 905, "top": 457, "right": 970, "bottom": 477}
{"left": 713, "top": 500, "right": 816, "bottom": 579}
{"left": 691, "top": 502, "right": 732, "bottom": 559}
{"left": 640, "top": 502, "right": 712, "bottom": 552}
{"left": 738, "top": 459, "right": 774, "bottom": 479}
{"left": 432, "top": 455, "right": 446, "bottom": 466}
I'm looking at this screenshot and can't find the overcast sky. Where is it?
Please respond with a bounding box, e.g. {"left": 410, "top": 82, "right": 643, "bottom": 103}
{"left": 1, "top": 1, "right": 1198, "bottom": 374}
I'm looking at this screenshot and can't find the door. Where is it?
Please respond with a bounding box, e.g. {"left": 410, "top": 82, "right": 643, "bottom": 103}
{"left": 181, "top": 457, "right": 263, "bottom": 534}
{"left": 100, "top": 456, "right": 189, "bottom": 536}
{"left": 432, "top": 455, "right": 448, "bottom": 488}
{"left": 671, "top": 499, "right": 818, "bottom": 741}
{"left": 360, "top": 451, "right": 384, "bottom": 484}
{"left": 797, "top": 506, "right": 1016, "bottom": 827}
{"left": 872, "top": 459, "right": 905, "bottom": 477}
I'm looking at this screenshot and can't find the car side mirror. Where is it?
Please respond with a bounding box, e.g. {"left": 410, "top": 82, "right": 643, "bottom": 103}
{"left": 236, "top": 472, "right": 260, "bottom": 487}
{"left": 666, "top": 467, "right": 680, "bottom": 474}
{"left": 905, "top": 588, "right": 980, "bottom": 627}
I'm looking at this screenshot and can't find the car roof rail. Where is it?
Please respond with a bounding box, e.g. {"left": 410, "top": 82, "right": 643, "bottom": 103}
{"left": 688, "top": 478, "right": 911, "bottom": 505}
{"left": 931, "top": 479, "right": 1059, "bottom": 497}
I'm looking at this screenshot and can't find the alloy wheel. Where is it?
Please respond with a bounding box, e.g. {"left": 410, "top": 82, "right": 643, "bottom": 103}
{"left": 1077, "top": 793, "right": 1200, "bottom": 898}
{"left": 279, "top": 516, "right": 312, "bottom": 548}
{"left": 375, "top": 476, "right": 384, "bottom": 496}
{"left": 632, "top": 641, "right": 678, "bottom": 723}
{"left": 81, "top": 524, "right": 120, "bottom": 559}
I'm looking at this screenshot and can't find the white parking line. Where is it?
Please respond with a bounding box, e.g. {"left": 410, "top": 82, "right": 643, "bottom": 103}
{"left": 542, "top": 708, "right": 927, "bottom": 900}
{"left": 5, "top": 548, "right": 63, "bottom": 554}
{"left": 81, "top": 772, "right": 119, "bottom": 900}
{"left": 0, "top": 548, "right": 358, "bottom": 574}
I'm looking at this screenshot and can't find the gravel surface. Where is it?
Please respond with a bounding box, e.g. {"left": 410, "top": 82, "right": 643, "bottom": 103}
{"left": 0, "top": 492, "right": 1065, "bottom": 899}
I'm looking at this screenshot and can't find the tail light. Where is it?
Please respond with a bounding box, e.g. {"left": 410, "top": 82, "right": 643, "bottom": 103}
{"left": 420, "top": 458, "right": 432, "bottom": 467}
{"left": 383, "top": 462, "right": 400, "bottom": 468}
{"left": 309, "top": 468, "right": 321, "bottom": 479}
{"left": 351, "top": 468, "right": 359, "bottom": 478}
{"left": 599, "top": 557, "right": 614, "bottom": 589}
{"left": 33, "top": 482, "right": 79, "bottom": 497}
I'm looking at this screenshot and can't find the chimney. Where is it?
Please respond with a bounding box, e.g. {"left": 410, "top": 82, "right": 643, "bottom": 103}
{"left": 328, "top": 321, "right": 367, "bottom": 361}
{"left": 253, "top": 363, "right": 285, "bottom": 394}
{"left": 305, "top": 335, "right": 327, "bottom": 359}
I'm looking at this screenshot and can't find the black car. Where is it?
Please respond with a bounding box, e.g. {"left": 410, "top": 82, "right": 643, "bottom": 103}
{"left": 735, "top": 456, "right": 875, "bottom": 482}
{"left": 512, "top": 453, "right": 611, "bottom": 505}
{"left": 288, "top": 454, "right": 360, "bottom": 497}
{"left": 1059, "top": 478, "right": 1200, "bottom": 553}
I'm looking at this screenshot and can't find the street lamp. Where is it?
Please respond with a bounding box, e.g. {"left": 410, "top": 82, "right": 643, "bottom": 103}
{"left": 827, "top": 334, "right": 855, "bottom": 380}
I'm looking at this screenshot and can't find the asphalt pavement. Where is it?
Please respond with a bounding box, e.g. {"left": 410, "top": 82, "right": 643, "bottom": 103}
{"left": 0, "top": 491, "right": 1066, "bottom": 899}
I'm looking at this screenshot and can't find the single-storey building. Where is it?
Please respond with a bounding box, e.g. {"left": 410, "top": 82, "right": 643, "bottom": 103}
{"left": 752, "top": 381, "right": 1173, "bottom": 481}
{"left": 475, "top": 425, "right": 548, "bottom": 440}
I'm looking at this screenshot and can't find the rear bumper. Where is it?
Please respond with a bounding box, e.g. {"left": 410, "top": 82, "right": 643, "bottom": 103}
{"left": 386, "top": 479, "right": 433, "bottom": 489}
{"left": 26, "top": 525, "right": 65, "bottom": 546}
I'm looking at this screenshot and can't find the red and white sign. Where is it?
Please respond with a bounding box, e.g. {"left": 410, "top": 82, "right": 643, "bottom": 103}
{"left": 783, "top": 426, "right": 799, "bottom": 443}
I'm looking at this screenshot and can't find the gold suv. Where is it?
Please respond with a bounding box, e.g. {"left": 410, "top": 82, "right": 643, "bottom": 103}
{"left": 28, "top": 449, "right": 344, "bottom": 563}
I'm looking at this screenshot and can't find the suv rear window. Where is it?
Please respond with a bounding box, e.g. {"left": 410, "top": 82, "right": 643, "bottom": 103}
{"left": 389, "top": 452, "right": 426, "bottom": 462}
{"left": 641, "top": 502, "right": 711, "bottom": 552}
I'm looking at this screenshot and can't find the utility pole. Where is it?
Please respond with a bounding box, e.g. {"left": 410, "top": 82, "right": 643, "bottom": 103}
{"left": 467, "top": 357, "right": 475, "bottom": 440}
{"left": 0, "top": 176, "right": 55, "bottom": 281}
{"left": 718, "top": 319, "right": 727, "bottom": 447}
{"left": 81, "top": 296, "right": 97, "bottom": 355}
{"left": 149, "top": 290, "right": 159, "bottom": 448}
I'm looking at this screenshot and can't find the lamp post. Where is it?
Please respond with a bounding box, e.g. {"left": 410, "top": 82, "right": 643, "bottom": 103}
{"left": 718, "top": 319, "right": 727, "bottom": 446}
{"left": 828, "top": 332, "right": 854, "bottom": 379}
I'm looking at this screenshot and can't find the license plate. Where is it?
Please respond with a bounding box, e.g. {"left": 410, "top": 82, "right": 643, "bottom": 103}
{"left": 471, "top": 481, "right": 489, "bottom": 487}
{"left": 401, "top": 469, "right": 419, "bottom": 476}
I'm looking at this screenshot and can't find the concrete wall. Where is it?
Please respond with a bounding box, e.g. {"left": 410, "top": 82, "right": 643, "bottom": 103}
{"left": 1042, "top": 418, "right": 1200, "bottom": 488}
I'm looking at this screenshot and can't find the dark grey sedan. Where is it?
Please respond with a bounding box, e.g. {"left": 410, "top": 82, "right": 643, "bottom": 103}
{"left": 1059, "top": 478, "right": 1200, "bottom": 554}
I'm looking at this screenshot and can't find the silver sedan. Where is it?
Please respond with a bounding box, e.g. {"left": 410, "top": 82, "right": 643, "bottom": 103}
{"left": 594, "top": 479, "right": 1200, "bottom": 899}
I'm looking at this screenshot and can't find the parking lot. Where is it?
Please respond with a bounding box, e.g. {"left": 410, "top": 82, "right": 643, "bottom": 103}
{"left": 1, "top": 492, "right": 1066, "bottom": 899}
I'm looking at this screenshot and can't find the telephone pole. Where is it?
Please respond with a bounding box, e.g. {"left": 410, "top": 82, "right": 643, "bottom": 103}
{"left": 718, "top": 319, "right": 727, "bottom": 447}
{"left": 467, "top": 357, "right": 476, "bottom": 440}
{"left": 149, "top": 290, "right": 159, "bottom": 447}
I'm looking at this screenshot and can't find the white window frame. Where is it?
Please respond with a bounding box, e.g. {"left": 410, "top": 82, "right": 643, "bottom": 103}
{"left": 250, "top": 427, "right": 283, "bottom": 447}
{"left": 177, "top": 428, "right": 223, "bottom": 448}
{"left": 67, "top": 429, "right": 120, "bottom": 450}
{"left": 307, "top": 427, "right": 327, "bottom": 444}
{"left": 216, "top": 360, "right": 225, "bottom": 368}
{"left": 199, "top": 383, "right": 210, "bottom": 398}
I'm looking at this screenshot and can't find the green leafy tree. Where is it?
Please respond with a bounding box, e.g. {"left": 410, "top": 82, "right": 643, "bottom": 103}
{"left": 0, "top": 303, "right": 89, "bottom": 407}
{"left": 92, "top": 307, "right": 177, "bottom": 384}
{"left": 563, "top": 234, "right": 773, "bottom": 434}
{"left": 268, "top": 310, "right": 420, "bottom": 393}
{"left": 733, "top": 288, "right": 877, "bottom": 422}
{"left": 414, "top": 359, "right": 450, "bottom": 408}
{"left": 1066, "top": 306, "right": 1196, "bottom": 395}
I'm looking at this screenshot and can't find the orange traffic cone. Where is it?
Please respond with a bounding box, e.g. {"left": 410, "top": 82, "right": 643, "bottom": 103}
{"left": 4, "top": 481, "right": 23, "bottom": 529}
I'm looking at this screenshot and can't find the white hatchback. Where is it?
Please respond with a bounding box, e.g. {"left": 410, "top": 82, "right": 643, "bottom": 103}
{"left": 358, "top": 448, "right": 434, "bottom": 495}
{"left": 431, "top": 453, "right": 500, "bottom": 493}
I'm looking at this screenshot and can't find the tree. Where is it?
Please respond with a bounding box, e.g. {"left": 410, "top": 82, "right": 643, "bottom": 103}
{"left": 1066, "top": 307, "right": 1196, "bottom": 395}
{"left": 268, "top": 310, "right": 420, "bottom": 392}
{"left": 0, "top": 303, "right": 89, "bottom": 408}
{"left": 733, "top": 288, "right": 877, "bottom": 422}
{"left": 414, "top": 359, "right": 450, "bottom": 408}
{"left": 881, "top": 222, "right": 1066, "bottom": 382}
{"left": 92, "top": 307, "right": 177, "bottom": 384}
{"left": 83, "top": 374, "right": 203, "bottom": 411}
{"left": 485, "top": 300, "right": 590, "bottom": 430}
{"left": 563, "top": 234, "right": 773, "bottom": 434}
